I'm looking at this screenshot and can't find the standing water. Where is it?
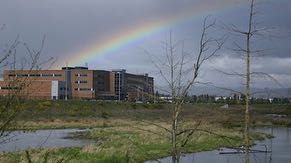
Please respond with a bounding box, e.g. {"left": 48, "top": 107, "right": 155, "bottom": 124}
{"left": 0, "top": 129, "right": 94, "bottom": 152}
{"left": 146, "top": 127, "right": 291, "bottom": 163}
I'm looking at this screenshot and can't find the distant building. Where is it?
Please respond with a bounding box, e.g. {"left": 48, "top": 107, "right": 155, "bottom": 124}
{"left": 112, "top": 69, "right": 154, "bottom": 102}
{"left": 159, "top": 96, "right": 173, "bottom": 103}
{"left": 0, "top": 67, "right": 154, "bottom": 101}
{"left": 214, "top": 96, "right": 228, "bottom": 101}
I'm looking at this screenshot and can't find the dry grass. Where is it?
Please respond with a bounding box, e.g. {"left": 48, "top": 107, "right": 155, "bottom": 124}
{"left": 0, "top": 102, "right": 288, "bottom": 162}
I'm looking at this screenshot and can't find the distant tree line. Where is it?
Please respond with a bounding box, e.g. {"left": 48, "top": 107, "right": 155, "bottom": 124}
{"left": 156, "top": 92, "right": 291, "bottom": 104}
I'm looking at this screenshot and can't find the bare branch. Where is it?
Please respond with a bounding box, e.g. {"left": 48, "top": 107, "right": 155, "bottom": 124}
{"left": 0, "top": 35, "right": 19, "bottom": 65}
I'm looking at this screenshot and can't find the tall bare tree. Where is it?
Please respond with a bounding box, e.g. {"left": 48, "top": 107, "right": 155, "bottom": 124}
{"left": 244, "top": 1, "right": 254, "bottom": 161}
{"left": 226, "top": 1, "right": 264, "bottom": 162}
{"left": 217, "top": 0, "right": 278, "bottom": 162}
{"left": 146, "top": 16, "right": 225, "bottom": 163}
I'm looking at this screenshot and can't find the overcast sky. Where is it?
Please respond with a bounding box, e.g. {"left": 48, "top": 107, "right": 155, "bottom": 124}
{"left": 1, "top": 0, "right": 291, "bottom": 89}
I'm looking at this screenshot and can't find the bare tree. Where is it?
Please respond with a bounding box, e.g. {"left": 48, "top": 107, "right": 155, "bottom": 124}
{"left": 216, "top": 0, "right": 279, "bottom": 162}
{"left": 145, "top": 16, "right": 225, "bottom": 163}
{"left": 0, "top": 30, "right": 21, "bottom": 140}
{"left": 0, "top": 26, "right": 55, "bottom": 141}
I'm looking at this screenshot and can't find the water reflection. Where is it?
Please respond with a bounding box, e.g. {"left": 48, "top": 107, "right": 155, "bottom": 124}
{"left": 147, "top": 127, "right": 291, "bottom": 163}
{"left": 0, "top": 129, "right": 94, "bottom": 152}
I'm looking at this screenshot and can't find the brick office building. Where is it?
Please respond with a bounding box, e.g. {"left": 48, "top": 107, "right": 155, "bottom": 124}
{"left": 1, "top": 69, "right": 67, "bottom": 99}
{"left": 0, "top": 67, "right": 154, "bottom": 102}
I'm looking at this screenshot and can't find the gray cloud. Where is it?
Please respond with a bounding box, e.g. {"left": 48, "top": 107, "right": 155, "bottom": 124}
{"left": 0, "top": 0, "right": 291, "bottom": 88}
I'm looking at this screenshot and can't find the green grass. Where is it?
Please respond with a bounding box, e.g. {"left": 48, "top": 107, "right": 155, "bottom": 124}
{"left": 0, "top": 147, "right": 129, "bottom": 163}
{"left": 0, "top": 122, "right": 270, "bottom": 163}
{"left": 0, "top": 100, "right": 290, "bottom": 129}
{"left": 0, "top": 101, "right": 289, "bottom": 162}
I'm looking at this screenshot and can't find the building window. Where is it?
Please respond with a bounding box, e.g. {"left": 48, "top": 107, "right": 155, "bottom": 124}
{"left": 75, "top": 74, "right": 87, "bottom": 77}
{"left": 42, "top": 74, "right": 54, "bottom": 77}
{"left": 19, "top": 74, "right": 28, "bottom": 77}
{"left": 79, "top": 88, "right": 91, "bottom": 91}
{"left": 80, "top": 81, "right": 88, "bottom": 83}
{"left": 75, "top": 81, "right": 88, "bottom": 84}
{"left": 54, "top": 74, "right": 62, "bottom": 77}
{"left": 60, "top": 87, "right": 69, "bottom": 91}
{"left": 30, "top": 74, "right": 41, "bottom": 77}
{"left": 0, "top": 86, "right": 21, "bottom": 90}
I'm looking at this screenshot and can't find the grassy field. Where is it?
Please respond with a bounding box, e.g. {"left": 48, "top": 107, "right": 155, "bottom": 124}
{"left": 9, "top": 100, "right": 291, "bottom": 129}
{"left": 0, "top": 120, "right": 270, "bottom": 163}
{"left": 0, "top": 100, "right": 290, "bottom": 162}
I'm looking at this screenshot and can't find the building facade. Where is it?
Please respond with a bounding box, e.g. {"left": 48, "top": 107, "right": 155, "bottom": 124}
{"left": 112, "top": 69, "right": 154, "bottom": 101}
{"left": 0, "top": 67, "right": 154, "bottom": 102}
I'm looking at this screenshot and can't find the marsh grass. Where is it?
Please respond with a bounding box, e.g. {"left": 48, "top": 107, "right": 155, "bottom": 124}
{"left": 1, "top": 100, "right": 288, "bottom": 130}
{"left": 0, "top": 101, "right": 288, "bottom": 162}
{"left": 0, "top": 119, "right": 270, "bottom": 162}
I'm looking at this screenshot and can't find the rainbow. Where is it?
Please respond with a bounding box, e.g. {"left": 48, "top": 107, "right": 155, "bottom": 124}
{"left": 63, "top": 0, "right": 248, "bottom": 67}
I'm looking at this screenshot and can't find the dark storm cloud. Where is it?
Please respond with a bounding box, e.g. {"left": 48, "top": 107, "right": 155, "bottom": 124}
{"left": 0, "top": 0, "right": 291, "bottom": 87}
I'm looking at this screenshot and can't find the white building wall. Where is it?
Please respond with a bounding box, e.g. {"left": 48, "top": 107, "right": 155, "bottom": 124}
{"left": 51, "top": 80, "right": 59, "bottom": 100}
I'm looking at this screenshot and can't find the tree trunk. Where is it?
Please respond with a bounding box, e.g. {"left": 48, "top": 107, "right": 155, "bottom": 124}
{"left": 244, "top": 33, "right": 250, "bottom": 163}
{"left": 172, "top": 104, "right": 179, "bottom": 163}
{"left": 244, "top": 1, "right": 254, "bottom": 163}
